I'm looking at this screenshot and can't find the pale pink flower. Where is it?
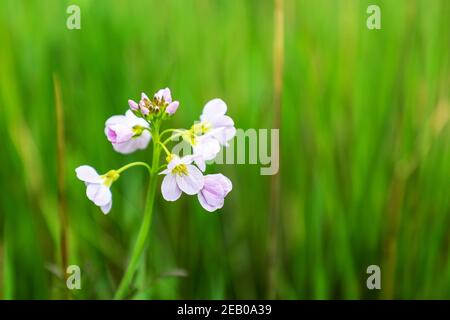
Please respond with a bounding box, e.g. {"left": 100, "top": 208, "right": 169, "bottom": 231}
{"left": 197, "top": 174, "right": 232, "bottom": 212}
{"left": 105, "top": 110, "right": 151, "bottom": 154}
{"left": 75, "top": 165, "right": 119, "bottom": 214}
{"left": 199, "top": 98, "right": 236, "bottom": 146}
{"left": 160, "top": 155, "right": 204, "bottom": 201}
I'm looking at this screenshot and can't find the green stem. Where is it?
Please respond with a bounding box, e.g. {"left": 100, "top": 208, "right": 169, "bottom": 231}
{"left": 160, "top": 128, "right": 183, "bottom": 139}
{"left": 162, "top": 130, "right": 186, "bottom": 145}
{"left": 114, "top": 125, "right": 161, "bottom": 299}
{"left": 157, "top": 164, "right": 167, "bottom": 172}
{"left": 158, "top": 141, "right": 171, "bottom": 156}
{"left": 116, "top": 161, "right": 151, "bottom": 174}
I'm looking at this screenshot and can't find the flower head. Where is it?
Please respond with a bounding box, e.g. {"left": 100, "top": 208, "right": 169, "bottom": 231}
{"left": 180, "top": 99, "right": 235, "bottom": 170}
{"left": 129, "top": 88, "right": 180, "bottom": 117}
{"left": 198, "top": 98, "right": 236, "bottom": 146}
{"left": 198, "top": 174, "right": 232, "bottom": 212}
{"left": 154, "top": 87, "right": 180, "bottom": 116}
{"left": 75, "top": 165, "right": 119, "bottom": 214}
{"left": 105, "top": 110, "right": 151, "bottom": 154}
{"left": 160, "top": 155, "right": 204, "bottom": 201}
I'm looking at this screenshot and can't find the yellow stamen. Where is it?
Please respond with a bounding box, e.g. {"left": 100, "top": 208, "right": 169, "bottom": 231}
{"left": 171, "top": 164, "right": 188, "bottom": 176}
{"left": 191, "top": 121, "right": 211, "bottom": 135}
{"left": 132, "top": 125, "right": 144, "bottom": 137}
{"left": 182, "top": 130, "right": 197, "bottom": 145}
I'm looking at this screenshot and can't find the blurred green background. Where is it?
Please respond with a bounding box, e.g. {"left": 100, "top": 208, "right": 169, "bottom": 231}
{"left": 0, "top": 0, "right": 449, "bottom": 299}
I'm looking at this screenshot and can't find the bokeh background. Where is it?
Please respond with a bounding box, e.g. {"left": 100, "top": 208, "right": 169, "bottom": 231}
{"left": 0, "top": 0, "right": 449, "bottom": 299}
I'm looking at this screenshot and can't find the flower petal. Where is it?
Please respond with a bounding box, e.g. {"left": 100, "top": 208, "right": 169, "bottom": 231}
{"left": 155, "top": 87, "right": 172, "bottom": 103}
{"left": 203, "top": 115, "right": 236, "bottom": 145}
{"left": 86, "top": 183, "right": 100, "bottom": 201}
{"left": 125, "top": 109, "right": 146, "bottom": 125}
{"left": 201, "top": 98, "right": 227, "bottom": 121}
{"left": 140, "top": 106, "right": 150, "bottom": 116}
{"left": 202, "top": 183, "right": 225, "bottom": 207}
{"left": 105, "top": 115, "right": 124, "bottom": 138}
{"left": 208, "top": 174, "right": 232, "bottom": 195}
{"left": 76, "top": 165, "right": 102, "bottom": 183}
{"left": 105, "top": 114, "right": 127, "bottom": 127}
{"left": 176, "top": 165, "right": 204, "bottom": 195}
{"left": 112, "top": 142, "right": 135, "bottom": 154}
{"left": 167, "top": 155, "right": 183, "bottom": 170}
{"left": 218, "top": 174, "right": 232, "bottom": 195}
{"left": 86, "top": 183, "right": 111, "bottom": 206}
{"left": 166, "top": 101, "right": 179, "bottom": 115}
{"left": 112, "top": 133, "right": 151, "bottom": 154}
{"left": 198, "top": 191, "right": 220, "bottom": 212}
{"left": 107, "top": 123, "right": 134, "bottom": 144}
{"left": 193, "top": 137, "right": 220, "bottom": 161}
{"left": 128, "top": 99, "right": 139, "bottom": 111}
{"left": 161, "top": 174, "right": 182, "bottom": 201}
{"left": 131, "top": 131, "right": 152, "bottom": 149}
{"left": 135, "top": 117, "right": 151, "bottom": 129}
{"left": 194, "top": 157, "right": 206, "bottom": 172}
{"left": 159, "top": 168, "right": 171, "bottom": 175}
{"left": 211, "top": 126, "right": 236, "bottom": 145}
{"left": 180, "top": 155, "right": 196, "bottom": 165}
{"left": 101, "top": 200, "right": 112, "bottom": 214}
{"left": 197, "top": 174, "right": 232, "bottom": 212}
{"left": 210, "top": 115, "right": 234, "bottom": 128}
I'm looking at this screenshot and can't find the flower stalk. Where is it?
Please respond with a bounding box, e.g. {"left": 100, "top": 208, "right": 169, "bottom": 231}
{"left": 114, "top": 124, "right": 161, "bottom": 299}
{"left": 116, "top": 161, "right": 151, "bottom": 174}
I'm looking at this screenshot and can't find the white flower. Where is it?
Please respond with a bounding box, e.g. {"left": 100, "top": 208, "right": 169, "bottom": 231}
{"left": 197, "top": 174, "right": 232, "bottom": 212}
{"left": 160, "top": 155, "right": 204, "bottom": 201}
{"left": 75, "top": 165, "right": 119, "bottom": 214}
{"left": 199, "top": 98, "right": 236, "bottom": 146}
{"left": 105, "top": 110, "right": 151, "bottom": 154}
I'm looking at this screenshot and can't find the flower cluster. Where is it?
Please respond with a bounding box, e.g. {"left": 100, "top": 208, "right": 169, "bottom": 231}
{"left": 128, "top": 88, "right": 180, "bottom": 120}
{"left": 76, "top": 88, "right": 235, "bottom": 213}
